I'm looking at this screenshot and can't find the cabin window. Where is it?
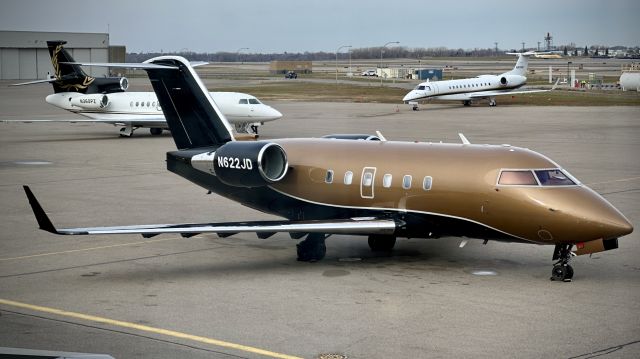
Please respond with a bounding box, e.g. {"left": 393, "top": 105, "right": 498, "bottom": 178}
{"left": 498, "top": 170, "right": 537, "bottom": 185}
{"left": 147, "top": 101, "right": 151, "bottom": 107}
{"left": 325, "top": 170, "right": 334, "bottom": 184}
{"left": 135, "top": 101, "right": 139, "bottom": 107}
{"left": 535, "top": 169, "right": 576, "bottom": 186}
{"left": 383, "top": 174, "right": 392, "bottom": 188}
{"left": 249, "top": 98, "right": 260, "bottom": 104}
{"left": 130, "top": 101, "right": 133, "bottom": 107}
{"left": 344, "top": 171, "right": 353, "bottom": 185}
{"left": 423, "top": 176, "right": 433, "bottom": 191}
{"left": 152, "top": 102, "right": 156, "bottom": 107}
{"left": 239, "top": 99, "right": 248, "bottom": 104}
{"left": 363, "top": 172, "right": 373, "bottom": 187}
{"left": 402, "top": 175, "right": 412, "bottom": 189}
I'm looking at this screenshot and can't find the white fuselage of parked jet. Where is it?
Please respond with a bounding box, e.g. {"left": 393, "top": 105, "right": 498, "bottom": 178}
{"left": 402, "top": 52, "right": 553, "bottom": 107}
{"left": 44, "top": 91, "right": 282, "bottom": 134}
{"left": 403, "top": 74, "right": 527, "bottom": 102}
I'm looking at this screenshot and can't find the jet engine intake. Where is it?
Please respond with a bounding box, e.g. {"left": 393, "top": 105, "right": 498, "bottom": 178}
{"left": 94, "top": 77, "right": 129, "bottom": 93}
{"left": 499, "top": 75, "right": 526, "bottom": 87}
{"left": 213, "top": 141, "right": 288, "bottom": 187}
{"left": 70, "top": 94, "right": 110, "bottom": 109}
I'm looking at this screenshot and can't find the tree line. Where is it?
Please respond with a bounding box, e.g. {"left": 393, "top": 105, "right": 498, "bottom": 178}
{"left": 126, "top": 45, "right": 640, "bottom": 62}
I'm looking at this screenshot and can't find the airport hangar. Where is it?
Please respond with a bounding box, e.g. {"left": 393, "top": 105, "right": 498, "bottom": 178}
{"left": 0, "top": 30, "right": 125, "bottom": 80}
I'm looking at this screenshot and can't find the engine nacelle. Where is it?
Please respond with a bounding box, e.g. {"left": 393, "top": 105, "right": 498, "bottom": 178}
{"left": 93, "top": 77, "right": 129, "bottom": 93}
{"left": 322, "top": 134, "right": 381, "bottom": 141}
{"left": 213, "top": 141, "right": 288, "bottom": 187}
{"left": 70, "top": 94, "right": 110, "bottom": 109}
{"left": 499, "top": 75, "right": 526, "bottom": 87}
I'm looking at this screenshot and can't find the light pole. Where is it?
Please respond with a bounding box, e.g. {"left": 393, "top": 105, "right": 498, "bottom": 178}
{"left": 236, "top": 47, "right": 249, "bottom": 63}
{"left": 336, "top": 45, "right": 352, "bottom": 85}
{"left": 348, "top": 48, "right": 352, "bottom": 76}
{"left": 380, "top": 41, "right": 399, "bottom": 85}
{"left": 567, "top": 61, "right": 572, "bottom": 87}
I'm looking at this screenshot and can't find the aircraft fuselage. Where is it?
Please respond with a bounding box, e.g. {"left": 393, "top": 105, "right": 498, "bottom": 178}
{"left": 172, "top": 138, "right": 632, "bottom": 246}
{"left": 45, "top": 91, "right": 282, "bottom": 128}
{"left": 403, "top": 74, "right": 526, "bottom": 102}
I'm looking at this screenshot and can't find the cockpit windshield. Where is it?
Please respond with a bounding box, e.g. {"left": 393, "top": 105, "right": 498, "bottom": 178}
{"left": 248, "top": 98, "right": 261, "bottom": 104}
{"left": 415, "top": 85, "right": 431, "bottom": 91}
{"left": 498, "top": 169, "right": 577, "bottom": 186}
{"left": 498, "top": 170, "right": 538, "bottom": 185}
{"left": 534, "top": 169, "right": 576, "bottom": 186}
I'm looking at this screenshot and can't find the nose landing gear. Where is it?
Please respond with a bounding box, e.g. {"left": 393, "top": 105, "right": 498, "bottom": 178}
{"left": 550, "top": 244, "right": 574, "bottom": 282}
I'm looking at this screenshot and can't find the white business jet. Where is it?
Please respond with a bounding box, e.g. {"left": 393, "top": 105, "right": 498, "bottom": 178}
{"left": 402, "top": 52, "right": 556, "bottom": 109}
{"left": 12, "top": 41, "right": 281, "bottom": 137}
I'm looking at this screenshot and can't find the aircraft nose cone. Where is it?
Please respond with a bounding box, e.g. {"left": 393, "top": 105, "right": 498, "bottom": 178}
{"left": 583, "top": 190, "right": 633, "bottom": 239}
{"left": 271, "top": 107, "right": 283, "bottom": 119}
{"left": 402, "top": 92, "right": 415, "bottom": 102}
{"left": 602, "top": 210, "right": 633, "bottom": 238}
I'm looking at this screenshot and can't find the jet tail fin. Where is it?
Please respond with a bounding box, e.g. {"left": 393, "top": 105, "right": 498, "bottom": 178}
{"left": 503, "top": 51, "right": 536, "bottom": 77}
{"left": 143, "top": 56, "right": 235, "bottom": 149}
{"left": 46, "top": 41, "right": 95, "bottom": 94}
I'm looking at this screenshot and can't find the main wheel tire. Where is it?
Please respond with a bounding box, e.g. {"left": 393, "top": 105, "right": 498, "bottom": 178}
{"left": 565, "top": 265, "right": 574, "bottom": 280}
{"left": 550, "top": 264, "right": 571, "bottom": 281}
{"left": 150, "top": 128, "right": 163, "bottom": 136}
{"left": 368, "top": 235, "right": 396, "bottom": 252}
{"left": 296, "top": 234, "right": 326, "bottom": 262}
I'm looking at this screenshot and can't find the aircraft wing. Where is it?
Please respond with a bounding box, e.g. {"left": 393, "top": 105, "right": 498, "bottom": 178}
{"left": 24, "top": 186, "right": 398, "bottom": 238}
{"left": 10, "top": 78, "right": 58, "bottom": 86}
{"left": 469, "top": 88, "right": 551, "bottom": 98}
{"left": 2, "top": 117, "right": 166, "bottom": 124}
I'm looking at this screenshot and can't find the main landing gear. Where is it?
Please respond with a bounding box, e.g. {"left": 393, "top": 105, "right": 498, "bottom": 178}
{"left": 296, "top": 233, "right": 327, "bottom": 262}
{"left": 550, "top": 244, "right": 574, "bottom": 282}
{"left": 119, "top": 124, "right": 136, "bottom": 137}
{"left": 235, "top": 123, "right": 260, "bottom": 135}
{"left": 489, "top": 98, "right": 497, "bottom": 107}
{"left": 368, "top": 235, "right": 396, "bottom": 252}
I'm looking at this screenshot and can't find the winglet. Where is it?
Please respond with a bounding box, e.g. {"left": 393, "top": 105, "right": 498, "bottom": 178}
{"left": 458, "top": 133, "right": 471, "bottom": 145}
{"left": 23, "top": 185, "right": 59, "bottom": 234}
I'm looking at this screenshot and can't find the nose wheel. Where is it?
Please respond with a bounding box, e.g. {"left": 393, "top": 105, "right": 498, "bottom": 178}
{"left": 550, "top": 244, "right": 574, "bottom": 282}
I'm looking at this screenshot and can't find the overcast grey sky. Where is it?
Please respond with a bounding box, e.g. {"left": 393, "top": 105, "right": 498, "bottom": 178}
{"left": 2, "top": 0, "right": 638, "bottom": 53}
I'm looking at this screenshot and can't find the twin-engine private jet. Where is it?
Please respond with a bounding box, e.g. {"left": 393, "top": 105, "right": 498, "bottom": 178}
{"left": 12, "top": 41, "right": 281, "bottom": 136}
{"left": 403, "top": 51, "right": 556, "bottom": 109}
{"left": 24, "top": 56, "right": 632, "bottom": 282}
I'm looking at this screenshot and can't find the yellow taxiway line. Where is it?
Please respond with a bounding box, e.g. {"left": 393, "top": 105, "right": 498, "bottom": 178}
{"left": 0, "top": 298, "right": 302, "bottom": 359}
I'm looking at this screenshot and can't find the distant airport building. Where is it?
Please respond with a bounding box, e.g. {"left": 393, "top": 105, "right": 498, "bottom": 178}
{"left": 269, "top": 61, "right": 312, "bottom": 74}
{"left": 0, "top": 31, "right": 123, "bottom": 80}
{"left": 413, "top": 69, "right": 443, "bottom": 80}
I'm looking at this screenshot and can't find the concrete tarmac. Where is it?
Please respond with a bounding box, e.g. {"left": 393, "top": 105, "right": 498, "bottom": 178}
{"left": 0, "top": 82, "right": 639, "bottom": 358}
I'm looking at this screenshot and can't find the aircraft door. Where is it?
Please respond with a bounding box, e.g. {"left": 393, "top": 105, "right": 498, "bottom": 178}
{"left": 360, "top": 167, "right": 376, "bottom": 199}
